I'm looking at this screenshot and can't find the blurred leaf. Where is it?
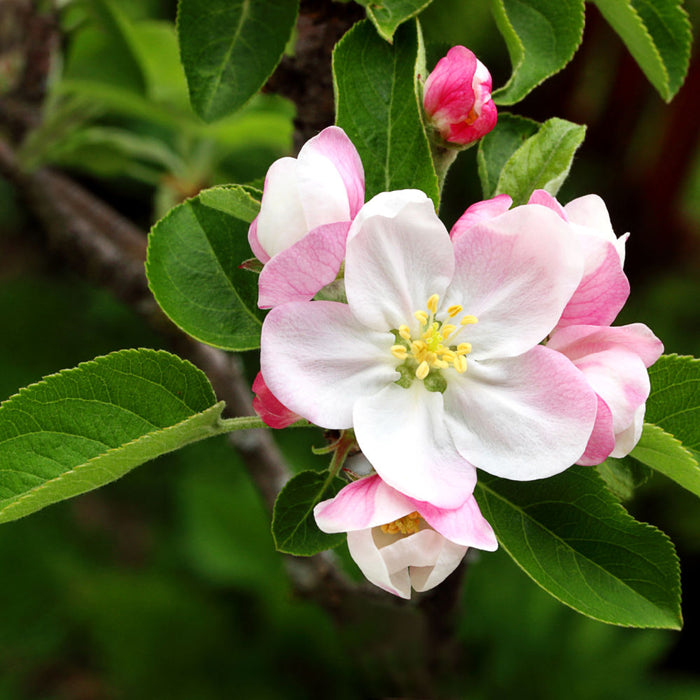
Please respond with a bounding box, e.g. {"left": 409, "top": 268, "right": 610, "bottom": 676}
{"left": 491, "top": 0, "right": 585, "bottom": 105}
{"left": 477, "top": 112, "right": 539, "bottom": 198}
{"left": 475, "top": 466, "right": 682, "bottom": 629}
{"left": 357, "top": 0, "right": 436, "bottom": 42}
{"left": 645, "top": 354, "right": 700, "bottom": 451}
{"left": 590, "top": 0, "right": 691, "bottom": 102}
{"left": 146, "top": 186, "right": 264, "bottom": 350}
{"left": 495, "top": 117, "right": 586, "bottom": 205}
{"left": 597, "top": 454, "right": 651, "bottom": 501}
{"left": 178, "top": 0, "right": 298, "bottom": 122}
{"left": 0, "top": 349, "right": 224, "bottom": 525}
{"left": 334, "top": 19, "right": 439, "bottom": 206}
{"left": 272, "top": 470, "right": 346, "bottom": 556}
{"left": 631, "top": 423, "right": 700, "bottom": 497}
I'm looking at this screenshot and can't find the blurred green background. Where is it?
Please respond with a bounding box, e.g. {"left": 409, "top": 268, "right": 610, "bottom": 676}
{"left": 1, "top": 0, "right": 699, "bottom": 697}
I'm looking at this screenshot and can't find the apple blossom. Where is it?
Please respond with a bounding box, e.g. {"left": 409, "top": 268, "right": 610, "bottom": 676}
{"left": 423, "top": 46, "right": 497, "bottom": 146}
{"left": 248, "top": 126, "right": 364, "bottom": 308}
{"left": 314, "top": 472, "right": 497, "bottom": 599}
{"left": 260, "top": 189, "right": 598, "bottom": 509}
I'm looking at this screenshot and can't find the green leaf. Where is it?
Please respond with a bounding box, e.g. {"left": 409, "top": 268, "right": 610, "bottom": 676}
{"left": 590, "top": 0, "right": 691, "bottom": 101}
{"left": 495, "top": 117, "right": 586, "bottom": 205}
{"left": 475, "top": 466, "right": 682, "bottom": 629}
{"left": 146, "top": 186, "right": 264, "bottom": 351}
{"left": 0, "top": 349, "right": 225, "bottom": 525}
{"left": 272, "top": 470, "right": 346, "bottom": 556}
{"left": 491, "top": 0, "right": 585, "bottom": 105}
{"left": 477, "top": 112, "right": 539, "bottom": 198}
{"left": 334, "top": 19, "right": 439, "bottom": 206}
{"left": 359, "top": 0, "right": 436, "bottom": 42}
{"left": 177, "top": 0, "right": 298, "bottom": 122}
{"left": 597, "top": 455, "right": 651, "bottom": 501}
{"left": 645, "top": 354, "right": 700, "bottom": 451}
{"left": 631, "top": 423, "right": 700, "bottom": 498}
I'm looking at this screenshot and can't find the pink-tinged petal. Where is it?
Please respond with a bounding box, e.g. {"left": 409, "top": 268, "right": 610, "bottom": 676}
{"left": 247, "top": 216, "right": 270, "bottom": 264}
{"left": 446, "top": 205, "right": 584, "bottom": 359}
{"left": 577, "top": 395, "right": 616, "bottom": 466}
{"left": 302, "top": 126, "right": 365, "bottom": 218}
{"left": 446, "top": 97, "right": 497, "bottom": 144}
{"left": 251, "top": 371, "right": 299, "bottom": 429}
{"left": 575, "top": 348, "right": 649, "bottom": 435}
{"left": 353, "top": 382, "right": 477, "bottom": 509}
{"left": 257, "top": 222, "right": 349, "bottom": 308}
{"left": 423, "top": 46, "right": 478, "bottom": 124}
{"left": 314, "top": 474, "right": 414, "bottom": 533}
{"left": 345, "top": 191, "right": 454, "bottom": 332}
{"left": 444, "top": 345, "right": 597, "bottom": 480}
{"left": 611, "top": 404, "right": 645, "bottom": 458}
{"left": 565, "top": 195, "right": 627, "bottom": 265}
{"left": 527, "top": 189, "right": 567, "bottom": 220}
{"left": 409, "top": 537, "right": 468, "bottom": 593}
{"left": 255, "top": 157, "right": 309, "bottom": 258}
{"left": 413, "top": 495, "right": 498, "bottom": 550}
{"left": 260, "top": 301, "right": 397, "bottom": 429}
{"left": 556, "top": 235, "right": 630, "bottom": 328}
{"left": 346, "top": 528, "right": 410, "bottom": 598}
{"left": 450, "top": 194, "right": 512, "bottom": 242}
{"left": 547, "top": 323, "right": 664, "bottom": 368}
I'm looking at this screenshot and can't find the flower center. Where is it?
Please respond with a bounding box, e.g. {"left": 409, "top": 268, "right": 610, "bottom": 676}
{"left": 380, "top": 511, "right": 421, "bottom": 535}
{"left": 390, "top": 294, "right": 477, "bottom": 388}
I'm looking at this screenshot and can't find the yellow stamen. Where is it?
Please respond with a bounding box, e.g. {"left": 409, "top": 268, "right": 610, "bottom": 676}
{"left": 416, "top": 361, "right": 430, "bottom": 380}
{"left": 391, "top": 345, "right": 408, "bottom": 360}
{"left": 456, "top": 342, "right": 472, "bottom": 354}
{"left": 447, "top": 304, "right": 463, "bottom": 318}
{"left": 460, "top": 314, "right": 478, "bottom": 326}
{"left": 415, "top": 310, "right": 428, "bottom": 325}
{"left": 399, "top": 325, "right": 411, "bottom": 340}
{"left": 440, "top": 323, "right": 457, "bottom": 339}
{"left": 454, "top": 355, "right": 468, "bottom": 373}
{"left": 426, "top": 294, "right": 439, "bottom": 314}
{"left": 380, "top": 511, "right": 421, "bottom": 535}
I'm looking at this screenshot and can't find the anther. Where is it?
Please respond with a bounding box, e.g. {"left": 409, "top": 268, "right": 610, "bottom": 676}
{"left": 415, "top": 310, "right": 428, "bottom": 325}
{"left": 457, "top": 342, "right": 472, "bottom": 354}
{"left": 426, "top": 294, "right": 439, "bottom": 314}
{"left": 399, "top": 325, "right": 411, "bottom": 340}
{"left": 454, "top": 355, "right": 468, "bottom": 373}
{"left": 460, "top": 314, "right": 478, "bottom": 326}
{"left": 416, "top": 361, "right": 430, "bottom": 380}
{"left": 447, "top": 304, "right": 463, "bottom": 318}
{"left": 391, "top": 345, "right": 408, "bottom": 359}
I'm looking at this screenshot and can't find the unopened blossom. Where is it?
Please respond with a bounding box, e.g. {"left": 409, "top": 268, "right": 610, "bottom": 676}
{"left": 252, "top": 372, "right": 299, "bottom": 429}
{"left": 248, "top": 126, "right": 364, "bottom": 308}
{"left": 261, "top": 190, "right": 598, "bottom": 508}
{"left": 315, "top": 472, "right": 497, "bottom": 599}
{"left": 423, "top": 46, "right": 497, "bottom": 146}
{"left": 524, "top": 190, "right": 663, "bottom": 462}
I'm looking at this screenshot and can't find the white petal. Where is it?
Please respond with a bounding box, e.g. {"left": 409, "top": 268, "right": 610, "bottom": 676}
{"left": 353, "top": 381, "right": 477, "bottom": 509}
{"left": 446, "top": 204, "right": 584, "bottom": 359}
{"left": 255, "top": 158, "right": 308, "bottom": 258}
{"left": 443, "top": 346, "right": 597, "bottom": 480}
{"left": 410, "top": 537, "right": 468, "bottom": 592}
{"left": 347, "top": 528, "right": 411, "bottom": 598}
{"left": 345, "top": 191, "right": 454, "bottom": 332}
{"left": 261, "top": 301, "right": 397, "bottom": 428}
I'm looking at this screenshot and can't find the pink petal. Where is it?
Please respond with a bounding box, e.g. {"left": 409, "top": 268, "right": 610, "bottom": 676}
{"left": 611, "top": 404, "right": 645, "bottom": 457}
{"left": 577, "top": 395, "right": 616, "bottom": 466}
{"left": 260, "top": 301, "right": 397, "bottom": 429}
{"left": 556, "top": 235, "right": 630, "bottom": 328}
{"left": 546, "top": 323, "right": 664, "bottom": 368}
{"left": 450, "top": 194, "right": 512, "bottom": 242}
{"left": 247, "top": 216, "right": 270, "bottom": 264}
{"left": 446, "top": 204, "right": 584, "bottom": 359}
{"left": 257, "top": 222, "right": 349, "bottom": 308}
{"left": 345, "top": 191, "right": 454, "bottom": 333}
{"left": 303, "top": 126, "right": 365, "bottom": 218}
{"left": 314, "top": 475, "right": 414, "bottom": 533}
{"left": 251, "top": 371, "right": 299, "bottom": 429}
{"left": 413, "top": 494, "right": 498, "bottom": 550}
{"left": 353, "top": 382, "right": 477, "bottom": 509}
{"left": 527, "top": 189, "right": 567, "bottom": 220}
{"left": 446, "top": 97, "right": 497, "bottom": 144}
{"left": 444, "top": 345, "right": 597, "bottom": 480}
{"left": 423, "top": 46, "right": 478, "bottom": 124}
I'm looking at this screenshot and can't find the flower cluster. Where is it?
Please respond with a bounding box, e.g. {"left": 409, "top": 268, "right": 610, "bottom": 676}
{"left": 250, "top": 116, "right": 662, "bottom": 598}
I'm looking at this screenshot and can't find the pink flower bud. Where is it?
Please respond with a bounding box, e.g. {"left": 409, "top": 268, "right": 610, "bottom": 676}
{"left": 423, "top": 46, "right": 497, "bottom": 145}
